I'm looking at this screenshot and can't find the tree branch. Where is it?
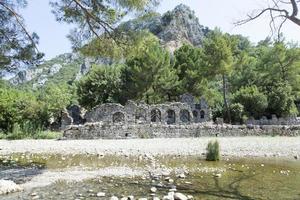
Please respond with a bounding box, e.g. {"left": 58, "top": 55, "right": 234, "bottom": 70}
{"left": 235, "top": 0, "right": 300, "bottom": 37}
{"left": 0, "top": 1, "right": 39, "bottom": 52}
{"left": 72, "top": 0, "right": 115, "bottom": 38}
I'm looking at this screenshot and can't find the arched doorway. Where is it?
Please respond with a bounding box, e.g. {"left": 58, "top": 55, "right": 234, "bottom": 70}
{"left": 166, "top": 109, "right": 176, "bottom": 124}
{"left": 180, "top": 109, "right": 190, "bottom": 123}
{"left": 113, "top": 112, "right": 125, "bottom": 124}
{"left": 200, "top": 110, "right": 205, "bottom": 119}
{"left": 151, "top": 109, "right": 161, "bottom": 123}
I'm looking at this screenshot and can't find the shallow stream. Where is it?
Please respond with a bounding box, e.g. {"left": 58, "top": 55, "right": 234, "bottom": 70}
{"left": 0, "top": 153, "right": 299, "bottom": 199}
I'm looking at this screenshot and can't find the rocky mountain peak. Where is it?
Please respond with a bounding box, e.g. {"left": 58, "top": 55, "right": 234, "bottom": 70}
{"left": 121, "top": 4, "right": 209, "bottom": 52}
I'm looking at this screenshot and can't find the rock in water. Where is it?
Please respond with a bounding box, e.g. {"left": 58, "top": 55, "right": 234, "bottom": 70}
{"left": 96, "top": 192, "right": 106, "bottom": 197}
{"left": 177, "top": 173, "right": 186, "bottom": 178}
{"left": 150, "top": 187, "right": 157, "bottom": 193}
{"left": 213, "top": 173, "right": 222, "bottom": 178}
{"left": 0, "top": 180, "right": 23, "bottom": 195}
{"left": 174, "top": 193, "right": 188, "bottom": 200}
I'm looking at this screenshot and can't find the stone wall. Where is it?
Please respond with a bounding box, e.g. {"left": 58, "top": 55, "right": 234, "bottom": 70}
{"left": 246, "top": 115, "right": 300, "bottom": 126}
{"left": 63, "top": 123, "right": 300, "bottom": 139}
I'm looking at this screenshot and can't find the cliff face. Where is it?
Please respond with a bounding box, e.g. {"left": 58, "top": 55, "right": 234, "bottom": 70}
{"left": 121, "top": 4, "right": 210, "bottom": 51}
{"left": 1, "top": 4, "right": 209, "bottom": 87}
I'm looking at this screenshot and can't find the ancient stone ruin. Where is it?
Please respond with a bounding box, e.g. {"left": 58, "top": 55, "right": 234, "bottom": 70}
{"left": 62, "top": 94, "right": 300, "bottom": 139}
{"left": 84, "top": 94, "right": 211, "bottom": 125}
{"left": 63, "top": 94, "right": 213, "bottom": 139}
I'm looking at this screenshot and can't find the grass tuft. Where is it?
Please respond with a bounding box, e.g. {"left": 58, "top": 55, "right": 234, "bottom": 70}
{"left": 206, "top": 140, "right": 220, "bottom": 161}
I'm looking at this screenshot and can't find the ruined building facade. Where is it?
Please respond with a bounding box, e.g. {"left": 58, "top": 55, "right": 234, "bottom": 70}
{"left": 63, "top": 94, "right": 213, "bottom": 139}
{"left": 84, "top": 94, "right": 211, "bottom": 126}
{"left": 62, "top": 93, "right": 300, "bottom": 139}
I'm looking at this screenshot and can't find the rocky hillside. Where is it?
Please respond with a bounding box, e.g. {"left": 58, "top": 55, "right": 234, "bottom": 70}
{"left": 1, "top": 4, "right": 209, "bottom": 88}
{"left": 121, "top": 4, "right": 209, "bottom": 52}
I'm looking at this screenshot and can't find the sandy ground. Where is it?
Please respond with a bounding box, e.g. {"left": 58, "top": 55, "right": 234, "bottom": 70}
{"left": 0, "top": 137, "right": 299, "bottom": 159}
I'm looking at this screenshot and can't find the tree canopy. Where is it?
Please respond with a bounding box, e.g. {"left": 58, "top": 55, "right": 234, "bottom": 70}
{"left": 0, "top": 0, "right": 43, "bottom": 69}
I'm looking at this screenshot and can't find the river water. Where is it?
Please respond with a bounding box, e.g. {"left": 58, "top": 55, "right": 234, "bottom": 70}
{"left": 0, "top": 153, "right": 300, "bottom": 199}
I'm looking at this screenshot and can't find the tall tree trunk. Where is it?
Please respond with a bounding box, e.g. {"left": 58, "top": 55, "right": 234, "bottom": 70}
{"left": 222, "top": 74, "right": 231, "bottom": 123}
{"left": 167, "top": 93, "right": 171, "bottom": 102}
{"left": 146, "top": 93, "right": 149, "bottom": 104}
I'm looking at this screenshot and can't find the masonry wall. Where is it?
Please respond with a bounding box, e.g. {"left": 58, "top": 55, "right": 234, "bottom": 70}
{"left": 63, "top": 123, "right": 300, "bottom": 139}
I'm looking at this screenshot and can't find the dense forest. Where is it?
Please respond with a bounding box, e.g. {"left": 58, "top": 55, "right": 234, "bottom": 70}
{"left": 1, "top": 0, "right": 300, "bottom": 138}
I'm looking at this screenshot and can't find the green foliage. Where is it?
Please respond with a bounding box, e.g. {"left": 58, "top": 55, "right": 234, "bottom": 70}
{"left": 229, "top": 103, "right": 246, "bottom": 124}
{"left": 0, "top": 86, "right": 42, "bottom": 132}
{"left": 2, "top": 127, "right": 62, "bottom": 140}
{"left": 265, "top": 82, "right": 298, "bottom": 117}
{"left": 203, "top": 29, "right": 233, "bottom": 76}
{"left": 232, "top": 86, "right": 268, "bottom": 119}
{"left": 174, "top": 44, "right": 205, "bottom": 96}
{"left": 203, "top": 29, "right": 234, "bottom": 122}
{"left": 0, "top": 81, "right": 72, "bottom": 137}
{"left": 120, "top": 34, "right": 179, "bottom": 104}
{"left": 37, "top": 83, "right": 72, "bottom": 121}
{"left": 33, "top": 131, "right": 62, "bottom": 139}
{"left": 77, "top": 64, "right": 123, "bottom": 109}
{"left": 206, "top": 140, "right": 220, "bottom": 161}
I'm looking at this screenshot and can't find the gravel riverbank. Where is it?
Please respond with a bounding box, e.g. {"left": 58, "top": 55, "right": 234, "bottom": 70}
{"left": 0, "top": 137, "right": 299, "bottom": 159}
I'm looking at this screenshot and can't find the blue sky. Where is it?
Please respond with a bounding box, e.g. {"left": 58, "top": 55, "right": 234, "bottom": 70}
{"left": 21, "top": 0, "right": 300, "bottom": 59}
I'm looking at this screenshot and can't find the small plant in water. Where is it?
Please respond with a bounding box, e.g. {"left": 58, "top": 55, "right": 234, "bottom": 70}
{"left": 206, "top": 140, "right": 220, "bottom": 161}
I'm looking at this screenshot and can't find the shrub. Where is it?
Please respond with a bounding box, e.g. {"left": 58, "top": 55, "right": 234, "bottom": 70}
{"left": 266, "top": 82, "right": 298, "bottom": 117}
{"left": 232, "top": 86, "right": 268, "bottom": 119}
{"left": 230, "top": 103, "right": 245, "bottom": 124}
{"left": 77, "top": 65, "right": 123, "bottom": 109}
{"left": 206, "top": 140, "right": 220, "bottom": 161}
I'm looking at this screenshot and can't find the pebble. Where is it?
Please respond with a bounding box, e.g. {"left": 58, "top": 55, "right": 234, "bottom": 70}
{"left": 169, "top": 188, "right": 177, "bottom": 192}
{"left": 214, "top": 173, "right": 222, "bottom": 178}
{"left": 96, "top": 192, "right": 106, "bottom": 197}
{"left": 110, "top": 196, "right": 119, "bottom": 200}
{"left": 174, "top": 193, "right": 188, "bottom": 200}
{"left": 153, "top": 197, "right": 160, "bottom": 200}
{"left": 177, "top": 173, "right": 186, "bottom": 179}
{"left": 156, "top": 183, "right": 163, "bottom": 187}
{"left": 294, "top": 155, "right": 298, "bottom": 160}
{"left": 30, "top": 192, "right": 38, "bottom": 196}
{"left": 162, "top": 195, "right": 173, "bottom": 200}
{"left": 168, "top": 179, "right": 174, "bottom": 183}
{"left": 150, "top": 187, "right": 157, "bottom": 193}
